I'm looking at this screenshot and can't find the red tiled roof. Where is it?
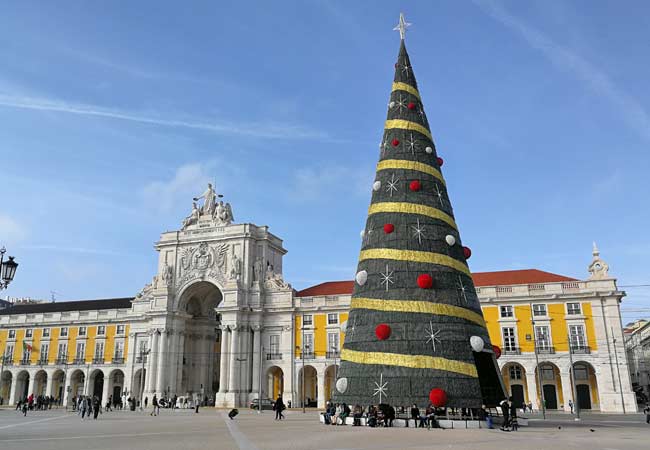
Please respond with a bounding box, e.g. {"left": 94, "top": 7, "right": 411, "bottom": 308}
{"left": 295, "top": 269, "right": 577, "bottom": 297}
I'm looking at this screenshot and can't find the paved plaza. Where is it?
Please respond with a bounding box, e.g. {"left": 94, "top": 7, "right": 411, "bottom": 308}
{"left": 0, "top": 407, "right": 648, "bottom": 450}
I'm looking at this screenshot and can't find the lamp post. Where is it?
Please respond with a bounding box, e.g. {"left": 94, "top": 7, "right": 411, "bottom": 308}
{"left": 0, "top": 247, "right": 19, "bottom": 290}
{"left": 139, "top": 348, "right": 150, "bottom": 410}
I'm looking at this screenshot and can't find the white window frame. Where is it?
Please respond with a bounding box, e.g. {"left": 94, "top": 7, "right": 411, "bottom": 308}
{"left": 327, "top": 313, "right": 338, "bottom": 324}
{"left": 60, "top": 327, "right": 68, "bottom": 337}
{"left": 42, "top": 328, "right": 50, "bottom": 338}
{"left": 502, "top": 327, "right": 517, "bottom": 352}
{"left": 97, "top": 325, "right": 106, "bottom": 336}
{"left": 5, "top": 344, "right": 14, "bottom": 359}
{"left": 303, "top": 333, "right": 313, "bottom": 353}
{"left": 78, "top": 326, "right": 87, "bottom": 336}
{"left": 114, "top": 341, "right": 124, "bottom": 359}
{"left": 509, "top": 365, "right": 523, "bottom": 380}
{"left": 8, "top": 329, "right": 15, "bottom": 339}
{"left": 57, "top": 343, "right": 67, "bottom": 359}
{"left": 116, "top": 325, "right": 125, "bottom": 335}
{"left": 567, "top": 303, "right": 581, "bottom": 315}
{"left": 500, "top": 305, "right": 514, "bottom": 318}
{"left": 328, "top": 332, "right": 340, "bottom": 352}
{"left": 532, "top": 304, "right": 547, "bottom": 317}
{"left": 22, "top": 345, "right": 31, "bottom": 362}
{"left": 269, "top": 335, "right": 280, "bottom": 354}
{"left": 540, "top": 365, "right": 555, "bottom": 381}
{"left": 25, "top": 329, "right": 33, "bottom": 338}
{"left": 40, "top": 343, "right": 49, "bottom": 361}
{"left": 76, "top": 342, "right": 86, "bottom": 361}
{"left": 573, "top": 364, "right": 589, "bottom": 380}
{"left": 303, "top": 315, "right": 313, "bottom": 326}
{"left": 535, "top": 325, "right": 551, "bottom": 350}
{"left": 569, "top": 324, "right": 586, "bottom": 348}
{"left": 94, "top": 341, "right": 105, "bottom": 360}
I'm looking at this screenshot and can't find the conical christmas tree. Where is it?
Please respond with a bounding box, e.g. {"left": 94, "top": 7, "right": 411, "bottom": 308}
{"left": 333, "top": 15, "right": 505, "bottom": 409}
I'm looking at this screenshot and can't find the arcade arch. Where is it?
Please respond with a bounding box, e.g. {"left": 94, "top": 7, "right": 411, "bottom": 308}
{"left": 501, "top": 363, "right": 528, "bottom": 408}
{"left": 266, "top": 366, "right": 284, "bottom": 400}
{"left": 297, "top": 365, "right": 317, "bottom": 407}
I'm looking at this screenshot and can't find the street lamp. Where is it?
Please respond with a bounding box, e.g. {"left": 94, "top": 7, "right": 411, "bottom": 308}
{"left": 0, "top": 247, "right": 18, "bottom": 290}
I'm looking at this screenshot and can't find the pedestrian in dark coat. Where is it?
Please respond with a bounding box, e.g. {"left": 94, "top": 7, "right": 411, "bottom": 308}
{"left": 499, "top": 399, "right": 510, "bottom": 431}
{"left": 509, "top": 398, "right": 518, "bottom": 431}
{"left": 274, "top": 395, "right": 285, "bottom": 420}
{"left": 92, "top": 396, "right": 101, "bottom": 419}
{"left": 644, "top": 404, "right": 650, "bottom": 424}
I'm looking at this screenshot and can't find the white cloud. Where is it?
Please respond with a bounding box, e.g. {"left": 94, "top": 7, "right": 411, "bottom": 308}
{"left": 288, "top": 164, "right": 374, "bottom": 203}
{"left": 0, "top": 94, "right": 331, "bottom": 141}
{"left": 0, "top": 215, "right": 26, "bottom": 243}
{"left": 141, "top": 163, "right": 216, "bottom": 214}
{"left": 475, "top": 0, "right": 650, "bottom": 141}
{"left": 21, "top": 244, "right": 124, "bottom": 256}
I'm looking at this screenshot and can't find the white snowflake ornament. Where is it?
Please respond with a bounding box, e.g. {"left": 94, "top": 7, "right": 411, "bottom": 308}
{"left": 355, "top": 270, "right": 368, "bottom": 286}
{"left": 389, "top": 101, "right": 395, "bottom": 109}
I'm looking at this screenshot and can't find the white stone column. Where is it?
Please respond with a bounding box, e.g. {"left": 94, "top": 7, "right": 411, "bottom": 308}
{"left": 9, "top": 372, "right": 18, "bottom": 405}
{"left": 147, "top": 331, "right": 159, "bottom": 393}
{"left": 45, "top": 371, "right": 54, "bottom": 397}
{"left": 251, "top": 326, "right": 261, "bottom": 393}
{"left": 239, "top": 328, "right": 250, "bottom": 394}
{"left": 525, "top": 371, "right": 539, "bottom": 410}
{"left": 219, "top": 327, "right": 230, "bottom": 393}
{"left": 228, "top": 326, "right": 239, "bottom": 393}
{"left": 156, "top": 330, "right": 168, "bottom": 394}
{"left": 102, "top": 375, "right": 110, "bottom": 403}
{"left": 27, "top": 372, "right": 36, "bottom": 397}
{"left": 167, "top": 331, "right": 178, "bottom": 395}
{"left": 175, "top": 332, "right": 185, "bottom": 394}
{"left": 560, "top": 369, "right": 574, "bottom": 412}
{"left": 207, "top": 333, "right": 216, "bottom": 396}
{"left": 316, "top": 368, "right": 326, "bottom": 409}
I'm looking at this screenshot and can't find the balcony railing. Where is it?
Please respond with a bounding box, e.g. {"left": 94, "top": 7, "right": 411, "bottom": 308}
{"left": 20, "top": 359, "right": 30, "bottom": 365}
{"left": 56, "top": 358, "right": 68, "bottom": 364}
{"left": 536, "top": 346, "right": 556, "bottom": 354}
{"left": 570, "top": 345, "right": 591, "bottom": 354}
{"left": 37, "top": 358, "right": 49, "bottom": 365}
{"left": 3, "top": 359, "right": 14, "bottom": 366}
{"left": 135, "top": 356, "right": 148, "bottom": 364}
{"left": 112, "top": 357, "right": 125, "bottom": 364}
{"left": 301, "top": 352, "right": 315, "bottom": 359}
{"left": 326, "top": 351, "right": 340, "bottom": 359}
{"left": 503, "top": 347, "right": 521, "bottom": 355}
{"left": 93, "top": 357, "right": 105, "bottom": 364}
{"left": 266, "top": 353, "right": 282, "bottom": 360}
{"left": 73, "top": 358, "right": 85, "bottom": 365}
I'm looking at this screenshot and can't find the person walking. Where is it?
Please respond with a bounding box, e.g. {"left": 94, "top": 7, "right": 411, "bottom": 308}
{"left": 80, "top": 396, "right": 87, "bottom": 420}
{"left": 568, "top": 399, "right": 574, "bottom": 414}
{"left": 509, "top": 398, "right": 518, "bottom": 431}
{"left": 106, "top": 395, "right": 112, "bottom": 412}
{"left": 144, "top": 396, "right": 148, "bottom": 410}
{"left": 644, "top": 404, "right": 650, "bottom": 424}
{"left": 92, "top": 396, "right": 101, "bottom": 420}
{"left": 151, "top": 394, "right": 158, "bottom": 416}
{"left": 274, "top": 395, "right": 285, "bottom": 420}
{"left": 499, "top": 398, "right": 510, "bottom": 431}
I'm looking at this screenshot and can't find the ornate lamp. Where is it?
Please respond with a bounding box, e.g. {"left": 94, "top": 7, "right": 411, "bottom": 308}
{"left": 2, "top": 256, "right": 18, "bottom": 283}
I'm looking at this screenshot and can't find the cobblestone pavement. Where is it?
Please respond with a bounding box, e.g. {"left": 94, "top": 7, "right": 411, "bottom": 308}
{"left": 0, "top": 407, "right": 648, "bottom": 450}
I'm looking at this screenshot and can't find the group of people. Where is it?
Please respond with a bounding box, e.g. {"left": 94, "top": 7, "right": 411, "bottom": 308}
{"left": 15, "top": 394, "right": 59, "bottom": 415}
{"left": 74, "top": 395, "right": 102, "bottom": 420}
{"left": 324, "top": 403, "right": 442, "bottom": 428}
{"left": 498, "top": 397, "right": 519, "bottom": 431}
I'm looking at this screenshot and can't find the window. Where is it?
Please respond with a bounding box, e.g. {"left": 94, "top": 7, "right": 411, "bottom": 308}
{"left": 328, "top": 332, "right": 340, "bottom": 352}
{"left": 5, "top": 344, "right": 14, "bottom": 359}
{"left": 60, "top": 327, "right": 68, "bottom": 337}
{"left": 78, "top": 326, "right": 86, "bottom": 336}
{"left": 40, "top": 343, "right": 49, "bottom": 361}
{"left": 303, "top": 334, "right": 313, "bottom": 353}
{"left": 500, "top": 306, "right": 513, "bottom": 318}
{"left": 94, "top": 342, "right": 104, "bottom": 360}
{"left": 569, "top": 325, "right": 586, "bottom": 348}
{"left": 8, "top": 329, "right": 15, "bottom": 339}
{"left": 25, "top": 329, "right": 33, "bottom": 338}
{"left": 535, "top": 326, "right": 551, "bottom": 350}
{"left": 97, "top": 325, "right": 106, "bottom": 336}
{"left": 573, "top": 364, "right": 589, "bottom": 380}
{"left": 532, "top": 304, "right": 547, "bottom": 317}
{"left": 42, "top": 328, "right": 50, "bottom": 338}
{"left": 269, "top": 335, "right": 280, "bottom": 354}
{"left": 76, "top": 342, "right": 86, "bottom": 361}
{"left": 114, "top": 341, "right": 124, "bottom": 360}
{"left": 22, "top": 343, "right": 31, "bottom": 362}
{"left": 509, "top": 365, "right": 523, "bottom": 380}
{"left": 502, "top": 327, "right": 516, "bottom": 351}
{"left": 567, "top": 303, "right": 581, "bottom": 315}
{"left": 303, "top": 315, "right": 313, "bottom": 326}
{"left": 327, "top": 313, "right": 338, "bottom": 324}
{"left": 540, "top": 365, "right": 555, "bottom": 381}
{"left": 57, "top": 343, "right": 67, "bottom": 360}
{"left": 116, "top": 325, "right": 125, "bottom": 335}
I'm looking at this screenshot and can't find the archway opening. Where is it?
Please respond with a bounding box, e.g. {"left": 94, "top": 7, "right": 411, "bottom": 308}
{"left": 535, "top": 362, "right": 563, "bottom": 410}
{"left": 324, "top": 365, "right": 339, "bottom": 404}
{"left": 52, "top": 370, "right": 65, "bottom": 404}
{"left": 177, "top": 281, "right": 223, "bottom": 399}
{"left": 16, "top": 370, "right": 29, "bottom": 402}
{"left": 501, "top": 363, "right": 527, "bottom": 408}
{"left": 266, "top": 366, "right": 284, "bottom": 400}
{"left": 573, "top": 362, "right": 599, "bottom": 410}
{"left": 132, "top": 368, "right": 145, "bottom": 406}
{"left": 297, "top": 365, "right": 317, "bottom": 407}
{"left": 34, "top": 370, "right": 48, "bottom": 396}
{"left": 90, "top": 370, "right": 104, "bottom": 401}
{"left": 70, "top": 369, "right": 85, "bottom": 399}
{"left": 1, "top": 370, "right": 12, "bottom": 404}
{"left": 107, "top": 369, "right": 125, "bottom": 407}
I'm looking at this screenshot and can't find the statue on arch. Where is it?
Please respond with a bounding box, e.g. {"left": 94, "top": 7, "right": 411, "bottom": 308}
{"left": 182, "top": 202, "right": 200, "bottom": 229}
{"left": 193, "top": 183, "right": 221, "bottom": 216}
{"left": 229, "top": 247, "right": 241, "bottom": 280}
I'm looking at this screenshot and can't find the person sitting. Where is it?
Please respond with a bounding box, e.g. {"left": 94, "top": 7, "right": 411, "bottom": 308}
{"left": 323, "top": 402, "right": 333, "bottom": 425}
{"left": 366, "top": 405, "right": 378, "bottom": 428}
{"left": 339, "top": 403, "right": 351, "bottom": 425}
{"left": 352, "top": 404, "right": 363, "bottom": 426}
{"left": 331, "top": 403, "right": 343, "bottom": 426}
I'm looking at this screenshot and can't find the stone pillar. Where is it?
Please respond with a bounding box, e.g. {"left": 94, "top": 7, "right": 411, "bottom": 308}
{"left": 167, "top": 331, "right": 178, "bottom": 395}
{"left": 228, "top": 326, "right": 239, "bottom": 393}
{"left": 219, "top": 327, "right": 230, "bottom": 393}
{"left": 317, "top": 368, "right": 326, "bottom": 409}
{"left": 147, "top": 330, "right": 159, "bottom": 393}
{"left": 175, "top": 332, "right": 185, "bottom": 394}
{"left": 206, "top": 333, "right": 216, "bottom": 396}
{"left": 102, "top": 375, "right": 110, "bottom": 403}
{"left": 156, "top": 330, "right": 168, "bottom": 394}
{"left": 27, "top": 372, "right": 36, "bottom": 397}
{"left": 525, "top": 371, "right": 539, "bottom": 410}
{"left": 239, "top": 327, "right": 250, "bottom": 394}
{"left": 560, "top": 369, "right": 574, "bottom": 412}
{"left": 251, "top": 326, "right": 261, "bottom": 393}
{"left": 9, "top": 373, "right": 18, "bottom": 405}
{"left": 45, "top": 371, "right": 54, "bottom": 397}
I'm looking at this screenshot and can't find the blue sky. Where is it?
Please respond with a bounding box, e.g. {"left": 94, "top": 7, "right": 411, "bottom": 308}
{"left": 1, "top": 1, "right": 649, "bottom": 322}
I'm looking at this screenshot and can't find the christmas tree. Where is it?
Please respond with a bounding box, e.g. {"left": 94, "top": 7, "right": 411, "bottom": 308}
{"left": 333, "top": 15, "right": 505, "bottom": 409}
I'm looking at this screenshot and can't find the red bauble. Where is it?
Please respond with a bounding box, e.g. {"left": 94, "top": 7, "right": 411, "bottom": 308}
{"left": 429, "top": 388, "right": 448, "bottom": 407}
{"left": 375, "top": 323, "right": 392, "bottom": 340}
{"left": 391, "top": 138, "right": 400, "bottom": 147}
{"left": 409, "top": 180, "right": 421, "bottom": 191}
{"left": 383, "top": 223, "right": 395, "bottom": 234}
{"left": 437, "top": 157, "right": 444, "bottom": 167}
{"left": 463, "top": 246, "right": 472, "bottom": 259}
{"left": 493, "top": 345, "right": 502, "bottom": 359}
{"left": 408, "top": 102, "right": 416, "bottom": 110}
{"left": 417, "top": 274, "right": 433, "bottom": 289}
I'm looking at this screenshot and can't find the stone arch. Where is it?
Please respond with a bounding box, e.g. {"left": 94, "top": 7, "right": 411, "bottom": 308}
{"left": 176, "top": 280, "right": 223, "bottom": 398}
{"left": 500, "top": 362, "right": 527, "bottom": 408}
{"left": 297, "top": 365, "right": 317, "bottom": 407}
{"left": 33, "top": 369, "right": 48, "bottom": 396}
{"left": 266, "top": 366, "right": 284, "bottom": 400}
{"left": 572, "top": 361, "right": 599, "bottom": 410}
{"left": 324, "top": 364, "right": 339, "bottom": 403}
{"left": 89, "top": 369, "right": 105, "bottom": 400}
{"left": 535, "top": 362, "right": 563, "bottom": 410}
{"left": 1, "top": 370, "right": 12, "bottom": 404}
{"left": 107, "top": 369, "right": 125, "bottom": 406}
{"left": 13, "top": 370, "right": 30, "bottom": 403}
{"left": 51, "top": 369, "right": 65, "bottom": 403}
{"left": 70, "top": 369, "right": 85, "bottom": 398}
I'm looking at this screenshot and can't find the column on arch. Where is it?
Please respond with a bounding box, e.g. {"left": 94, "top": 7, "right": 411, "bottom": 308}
{"left": 228, "top": 326, "right": 240, "bottom": 392}
{"left": 251, "top": 326, "right": 261, "bottom": 393}
{"left": 146, "top": 330, "right": 159, "bottom": 393}
{"left": 560, "top": 367, "right": 574, "bottom": 412}
{"left": 156, "top": 330, "right": 168, "bottom": 394}
{"left": 218, "top": 326, "right": 230, "bottom": 394}
{"left": 525, "top": 367, "right": 539, "bottom": 411}
{"left": 45, "top": 370, "right": 55, "bottom": 397}
{"left": 174, "top": 331, "right": 185, "bottom": 394}
{"left": 167, "top": 330, "right": 179, "bottom": 395}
